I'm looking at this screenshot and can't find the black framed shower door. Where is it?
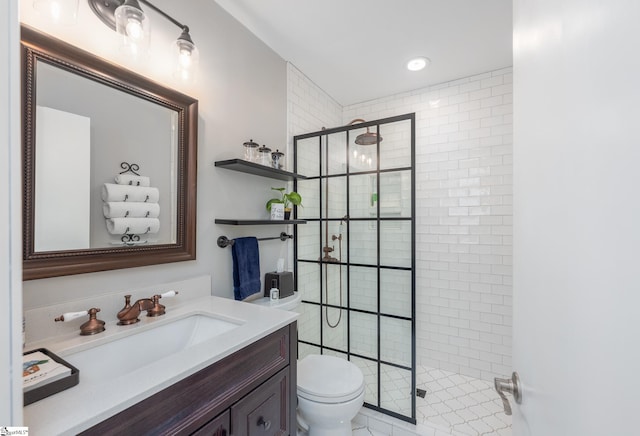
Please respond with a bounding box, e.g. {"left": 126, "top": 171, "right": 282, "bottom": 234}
{"left": 293, "top": 113, "right": 416, "bottom": 424}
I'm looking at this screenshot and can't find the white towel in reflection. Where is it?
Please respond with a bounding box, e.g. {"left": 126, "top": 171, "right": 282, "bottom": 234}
{"left": 103, "top": 202, "right": 160, "bottom": 218}
{"left": 106, "top": 218, "right": 160, "bottom": 235}
{"left": 114, "top": 174, "right": 151, "bottom": 187}
{"left": 101, "top": 183, "right": 159, "bottom": 203}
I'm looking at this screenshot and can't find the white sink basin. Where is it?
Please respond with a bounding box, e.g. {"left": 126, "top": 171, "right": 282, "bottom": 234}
{"left": 64, "top": 314, "right": 240, "bottom": 383}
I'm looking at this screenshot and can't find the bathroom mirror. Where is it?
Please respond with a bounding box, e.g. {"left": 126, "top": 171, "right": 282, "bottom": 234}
{"left": 21, "top": 25, "right": 198, "bottom": 280}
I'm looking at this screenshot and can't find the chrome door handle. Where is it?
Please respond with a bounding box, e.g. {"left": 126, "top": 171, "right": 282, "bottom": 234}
{"left": 494, "top": 371, "right": 522, "bottom": 415}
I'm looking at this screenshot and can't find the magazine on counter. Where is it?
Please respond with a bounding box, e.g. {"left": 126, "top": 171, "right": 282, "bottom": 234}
{"left": 23, "top": 350, "right": 72, "bottom": 392}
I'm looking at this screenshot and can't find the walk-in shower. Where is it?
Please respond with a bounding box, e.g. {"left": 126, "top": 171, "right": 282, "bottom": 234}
{"left": 293, "top": 113, "right": 416, "bottom": 423}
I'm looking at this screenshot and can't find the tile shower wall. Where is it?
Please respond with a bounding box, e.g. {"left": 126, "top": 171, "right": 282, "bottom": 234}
{"left": 287, "top": 63, "right": 343, "bottom": 147}
{"left": 287, "top": 62, "right": 512, "bottom": 382}
{"left": 287, "top": 64, "right": 345, "bottom": 354}
{"left": 343, "top": 69, "right": 513, "bottom": 381}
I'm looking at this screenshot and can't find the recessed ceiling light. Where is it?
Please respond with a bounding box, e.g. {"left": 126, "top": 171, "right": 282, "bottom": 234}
{"left": 407, "top": 57, "right": 430, "bottom": 72}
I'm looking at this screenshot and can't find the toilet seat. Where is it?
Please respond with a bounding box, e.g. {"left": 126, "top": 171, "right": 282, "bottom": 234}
{"left": 297, "top": 355, "right": 365, "bottom": 403}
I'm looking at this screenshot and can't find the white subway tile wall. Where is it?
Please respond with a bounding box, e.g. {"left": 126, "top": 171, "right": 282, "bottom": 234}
{"left": 288, "top": 62, "right": 512, "bottom": 381}
{"left": 343, "top": 69, "right": 513, "bottom": 381}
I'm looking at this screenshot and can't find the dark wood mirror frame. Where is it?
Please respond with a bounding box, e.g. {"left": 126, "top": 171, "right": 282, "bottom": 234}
{"left": 21, "top": 25, "right": 198, "bottom": 280}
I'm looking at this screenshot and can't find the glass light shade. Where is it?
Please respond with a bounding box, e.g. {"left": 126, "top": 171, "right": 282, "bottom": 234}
{"left": 173, "top": 35, "right": 199, "bottom": 82}
{"left": 33, "top": 0, "right": 78, "bottom": 25}
{"left": 114, "top": 1, "right": 150, "bottom": 59}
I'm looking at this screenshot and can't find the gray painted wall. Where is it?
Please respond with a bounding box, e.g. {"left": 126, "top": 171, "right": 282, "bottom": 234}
{"left": 21, "top": 0, "right": 288, "bottom": 309}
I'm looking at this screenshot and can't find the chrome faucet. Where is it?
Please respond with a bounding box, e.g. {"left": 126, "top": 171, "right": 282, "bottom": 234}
{"left": 117, "top": 291, "right": 180, "bottom": 325}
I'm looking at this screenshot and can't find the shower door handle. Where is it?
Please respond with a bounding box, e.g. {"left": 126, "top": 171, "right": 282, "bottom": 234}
{"left": 494, "top": 371, "right": 522, "bottom": 415}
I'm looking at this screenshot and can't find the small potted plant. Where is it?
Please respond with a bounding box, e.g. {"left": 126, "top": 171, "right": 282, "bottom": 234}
{"left": 266, "top": 187, "right": 302, "bottom": 219}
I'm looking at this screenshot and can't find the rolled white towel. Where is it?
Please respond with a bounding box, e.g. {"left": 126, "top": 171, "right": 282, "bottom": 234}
{"left": 101, "top": 183, "right": 159, "bottom": 203}
{"left": 103, "top": 202, "right": 160, "bottom": 218}
{"left": 106, "top": 218, "right": 160, "bottom": 235}
{"left": 114, "top": 174, "right": 151, "bottom": 187}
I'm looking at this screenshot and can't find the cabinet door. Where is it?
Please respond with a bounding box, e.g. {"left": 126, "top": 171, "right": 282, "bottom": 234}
{"left": 231, "top": 368, "right": 289, "bottom": 436}
{"left": 192, "top": 410, "right": 230, "bottom": 436}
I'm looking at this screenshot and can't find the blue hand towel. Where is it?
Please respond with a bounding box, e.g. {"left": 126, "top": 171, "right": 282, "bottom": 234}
{"left": 231, "top": 237, "right": 262, "bottom": 301}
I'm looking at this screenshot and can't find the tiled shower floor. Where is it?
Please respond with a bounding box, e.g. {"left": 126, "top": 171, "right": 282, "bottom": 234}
{"left": 300, "top": 364, "right": 512, "bottom": 436}
{"left": 415, "top": 365, "right": 512, "bottom": 435}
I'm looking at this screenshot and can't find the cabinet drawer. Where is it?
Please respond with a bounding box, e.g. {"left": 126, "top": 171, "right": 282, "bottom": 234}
{"left": 231, "top": 368, "right": 289, "bottom": 436}
{"left": 192, "top": 410, "right": 230, "bottom": 436}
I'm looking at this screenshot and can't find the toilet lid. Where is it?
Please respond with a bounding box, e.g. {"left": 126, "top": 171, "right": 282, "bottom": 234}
{"left": 297, "top": 355, "right": 364, "bottom": 403}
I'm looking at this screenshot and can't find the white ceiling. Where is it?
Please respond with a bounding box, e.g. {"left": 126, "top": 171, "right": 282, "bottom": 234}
{"left": 215, "top": 0, "right": 513, "bottom": 106}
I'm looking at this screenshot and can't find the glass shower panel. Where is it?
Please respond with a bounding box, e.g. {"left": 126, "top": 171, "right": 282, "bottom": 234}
{"left": 297, "top": 262, "right": 320, "bottom": 303}
{"left": 380, "top": 364, "right": 412, "bottom": 416}
{"left": 349, "top": 265, "right": 378, "bottom": 313}
{"left": 322, "top": 308, "right": 347, "bottom": 352}
{"left": 349, "top": 220, "right": 377, "bottom": 265}
{"left": 380, "top": 220, "right": 411, "bottom": 268}
{"left": 351, "top": 356, "right": 378, "bottom": 405}
{"left": 379, "top": 170, "right": 412, "bottom": 218}
{"left": 380, "top": 317, "right": 412, "bottom": 367}
{"left": 322, "top": 263, "right": 347, "bottom": 307}
{"left": 296, "top": 136, "right": 320, "bottom": 177}
{"left": 298, "top": 343, "right": 321, "bottom": 360}
{"left": 349, "top": 311, "right": 378, "bottom": 359}
{"left": 296, "top": 178, "right": 319, "bottom": 220}
{"left": 322, "top": 349, "right": 348, "bottom": 360}
{"left": 320, "top": 175, "right": 347, "bottom": 219}
{"left": 297, "top": 221, "right": 320, "bottom": 262}
{"left": 321, "top": 222, "right": 348, "bottom": 265}
{"left": 294, "top": 113, "right": 415, "bottom": 424}
{"left": 298, "top": 302, "right": 320, "bottom": 344}
{"left": 379, "top": 119, "right": 412, "bottom": 171}
{"left": 380, "top": 268, "right": 412, "bottom": 318}
{"left": 349, "top": 173, "right": 377, "bottom": 219}
{"left": 322, "top": 132, "right": 347, "bottom": 176}
{"left": 348, "top": 126, "right": 378, "bottom": 173}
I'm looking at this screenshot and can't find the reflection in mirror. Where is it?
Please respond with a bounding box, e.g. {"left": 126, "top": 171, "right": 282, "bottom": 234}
{"left": 34, "top": 105, "right": 91, "bottom": 251}
{"left": 34, "top": 61, "right": 180, "bottom": 250}
{"left": 22, "top": 25, "right": 198, "bottom": 280}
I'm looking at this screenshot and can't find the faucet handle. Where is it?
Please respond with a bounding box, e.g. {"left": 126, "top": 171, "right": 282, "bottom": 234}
{"left": 147, "top": 291, "right": 179, "bottom": 317}
{"left": 55, "top": 310, "right": 89, "bottom": 322}
{"left": 55, "top": 308, "right": 105, "bottom": 336}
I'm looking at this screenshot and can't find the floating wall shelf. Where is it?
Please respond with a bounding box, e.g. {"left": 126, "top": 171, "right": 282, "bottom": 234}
{"left": 215, "top": 219, "right": 307, "bottom": 226}
{"left": 214, "top": 159, "right": 306, "bottom": 181}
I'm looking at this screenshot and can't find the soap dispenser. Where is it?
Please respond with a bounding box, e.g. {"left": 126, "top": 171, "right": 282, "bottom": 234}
{"left": 269, "top": 279, "right": 279, "bottom": 303}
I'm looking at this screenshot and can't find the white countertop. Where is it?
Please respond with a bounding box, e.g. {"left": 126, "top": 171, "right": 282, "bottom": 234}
{"left": 23, "top": 296, "right": 298, "bottom": 436}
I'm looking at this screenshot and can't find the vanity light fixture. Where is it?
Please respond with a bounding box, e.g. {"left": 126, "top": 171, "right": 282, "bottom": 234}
{"left": 33, "top": 0, "right": 79, "bottom": 25}
{"left": 173, "top": 26, "right": 199, "bottom": 82}
{"left": 87, "top": 0, "right": 199, "bottom": 81}
{"left": 406, "top": 56, "right": 430, "bottom": 72}
{"left": 114, "top": 0, "right": 150, "bottom": 58}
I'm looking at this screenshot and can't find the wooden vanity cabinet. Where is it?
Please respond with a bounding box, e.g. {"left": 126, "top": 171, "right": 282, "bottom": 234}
{"left": 79, "top": 322, "right": 297, "bottom": 436}
{"left": 191, "top": 410, "right": 229, "bottom": 436}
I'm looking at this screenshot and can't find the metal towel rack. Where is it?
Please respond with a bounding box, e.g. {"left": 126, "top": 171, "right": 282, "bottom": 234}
{"left": 217, "top": 232, "right": 292, "bottom": 248}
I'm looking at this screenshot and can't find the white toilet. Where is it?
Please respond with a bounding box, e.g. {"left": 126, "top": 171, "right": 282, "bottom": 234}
{"left": 248, "top": 292, "right": 366, "bottom": 435}
{"left": 297, "top": 354, "right": 365, "bottom": 436}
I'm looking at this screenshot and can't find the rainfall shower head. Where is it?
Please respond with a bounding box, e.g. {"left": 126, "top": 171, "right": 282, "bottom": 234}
{"left": 347, "top": 118, "right": 383, "bottom": 145}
